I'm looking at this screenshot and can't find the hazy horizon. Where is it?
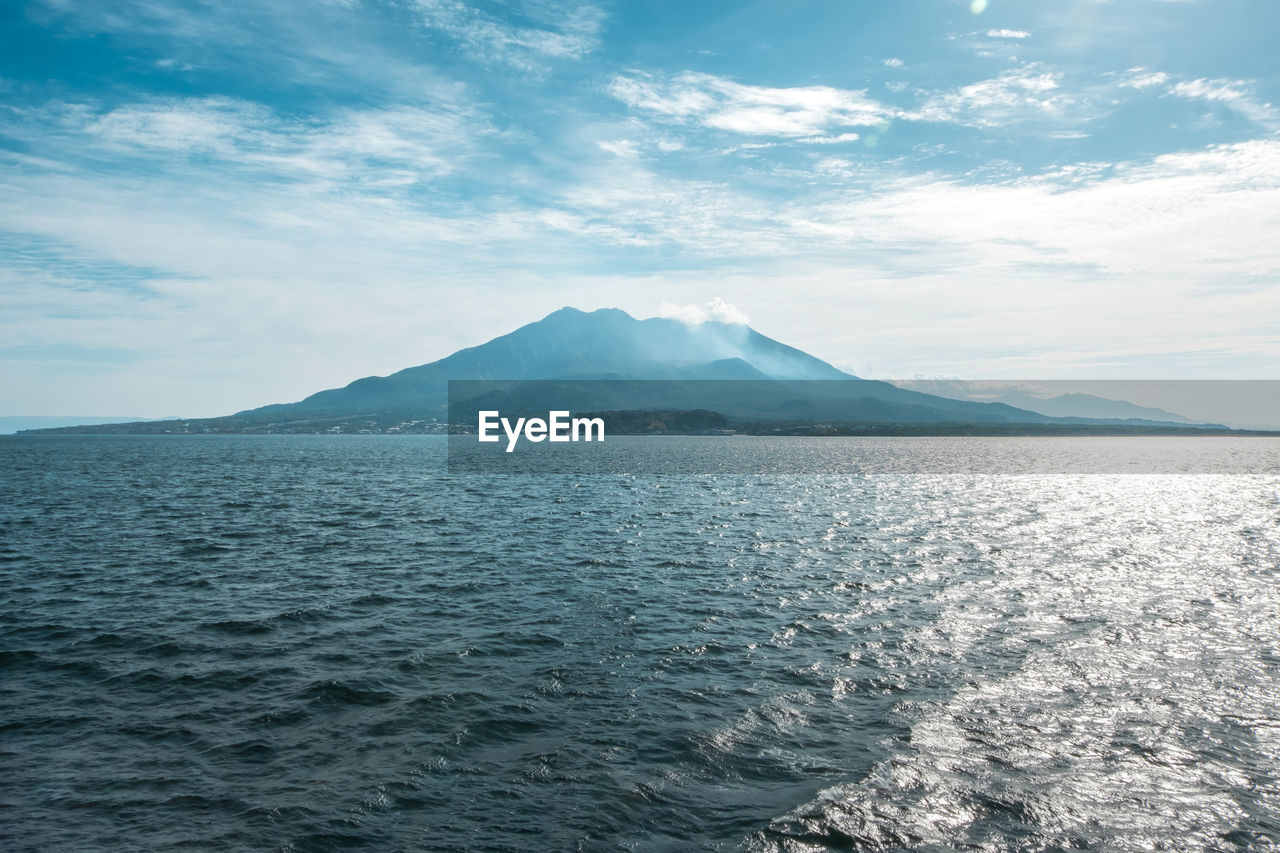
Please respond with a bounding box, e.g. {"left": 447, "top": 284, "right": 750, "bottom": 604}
{"left": 5, "top": 306, "right": 1280, "bottom": 432}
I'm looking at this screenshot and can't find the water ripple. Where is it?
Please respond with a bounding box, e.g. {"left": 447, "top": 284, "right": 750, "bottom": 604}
{"left": 1, "top": 436, "right": 1277, "bottom": 851}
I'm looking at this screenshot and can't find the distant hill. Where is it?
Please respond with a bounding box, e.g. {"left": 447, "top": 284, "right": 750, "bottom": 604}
{"left": 890, "top": 381, "right": 1220, "bottom": 426}
{"left": 988, "top": 391, "right": 1198, "bottom": 423}
{"left": 18, "top": 308, "right": 1231, "bottom": 434}
{"left": 0, "top": 416, "right": 175, "bottom": 435}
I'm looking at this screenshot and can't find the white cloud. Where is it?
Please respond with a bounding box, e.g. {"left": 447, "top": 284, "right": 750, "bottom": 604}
{"left": 798, "top": 132, "right": 861, "bottom": 145}
{"left": 794, "top": 139, "right": 1280, "bottom": 282}
{"left": 612, "top": 63, "right": 1117, "bottom": 140}
{"left": 658, "top": 297, "right": 749, "bottom": 325}
{"left": 813, "top": 157, "right": 859, "bottom": 178}
{"left": 154, "top": 57, "right": 194, "bottom": 71}
{"left": 1121, "top": 68, "right": 1169, "bottom": 89}
{"left": 536, "top": 157, "right": 788, "bottom": 254}
{"left": 86, "top": 97, "right": 267, "bottom": 155}
{"left": 1118, "top": 69, "right": 1277, "bottom": 127}
{"left": 22, "top": 92, "right": 1276, "bottom": 287}
{"left": 1172, "top": 78, "right": 1243, "bottom": 101}
{"left": 608, "top": 72, "right": 891, "bottom": 137}
{"left": 52, "top": 97, "right": 487, "bottom": 180}
{"left": 986, "top": 29, "right": 1030, "bottom": 39}
{"left": 1169, "top": 77, "right": 1279, "bottom": 126}
{"left": 409, "top": 0, "right": 603, "bottom": 69}
{"left": 884, "top": 58, "right": 904, "bottom": 68}
{"left": 910, "top": 63, "right": 1071, "bottom": 127}
{"left": 596, "top": 139, "right": 639, "bottom": 158}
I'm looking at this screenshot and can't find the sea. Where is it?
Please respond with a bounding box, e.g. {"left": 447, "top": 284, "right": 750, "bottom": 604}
{"left": 1, "top": 434, "right": 1278, "bottom": 851}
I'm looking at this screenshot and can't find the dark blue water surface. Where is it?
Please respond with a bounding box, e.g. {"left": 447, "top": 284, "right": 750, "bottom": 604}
{"left": 1, "top": 435, "right": 1278, "bottom": 851}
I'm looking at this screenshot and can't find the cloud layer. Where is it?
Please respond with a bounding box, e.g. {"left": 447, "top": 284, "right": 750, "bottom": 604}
{"left": 2, "top": 0, "right": 1278, "bottom": 415}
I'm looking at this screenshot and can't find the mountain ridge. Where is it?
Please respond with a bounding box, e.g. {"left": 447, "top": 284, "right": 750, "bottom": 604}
{"left": 256, "top": 306, "right": 853, "bottom": 418}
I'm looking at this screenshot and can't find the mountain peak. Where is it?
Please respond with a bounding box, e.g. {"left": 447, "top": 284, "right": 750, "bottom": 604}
{"left": 500, "top": 306, "right": 851, "bottom": 381}
{"left": 278, "top": 305, "right": 853, "bottom": 414}
{"left": 543, "top": 306, "right": 632, "bottom": 320}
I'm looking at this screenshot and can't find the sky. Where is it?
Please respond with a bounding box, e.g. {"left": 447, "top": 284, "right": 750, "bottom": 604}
{"left": 2, "top": 0, "right": 1278, "bottom": 418}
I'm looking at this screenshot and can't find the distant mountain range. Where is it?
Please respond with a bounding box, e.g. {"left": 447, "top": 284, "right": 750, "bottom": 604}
{"left": 892, "top": 381, "right": 1201, "bottom": 424}
{"left": 988, "top": 392, "right": 1196, "bottom": 423}
{"left": 17, "top": 308, "right": 1232, "bottom": 434}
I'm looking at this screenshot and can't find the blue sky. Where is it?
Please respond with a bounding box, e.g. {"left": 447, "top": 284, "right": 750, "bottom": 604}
{"left": 2, "top": 0, "right": 1278, "bottom": 417}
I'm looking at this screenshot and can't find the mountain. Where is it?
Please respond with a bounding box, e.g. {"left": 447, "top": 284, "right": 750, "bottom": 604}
{"left": 890, "top": 381, "right": 1213, "bottom": 426}
{"left": 263, "top": 306, "right": 851, "bottom": 417}
{"left": 18, "top": 308, "right": 1232, "bottom": 434}
{"left": 987, "top": 392, "right": 1197, "bottom": 424}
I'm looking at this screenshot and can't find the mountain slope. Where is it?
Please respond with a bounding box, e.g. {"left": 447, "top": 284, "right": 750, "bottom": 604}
{"left": 251, "top": 306, "right": 852, "bottom": 417}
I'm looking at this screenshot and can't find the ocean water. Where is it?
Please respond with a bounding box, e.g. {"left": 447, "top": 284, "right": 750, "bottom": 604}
{"left": 1, "top": 435, "right": 1278, "bottom": 851}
